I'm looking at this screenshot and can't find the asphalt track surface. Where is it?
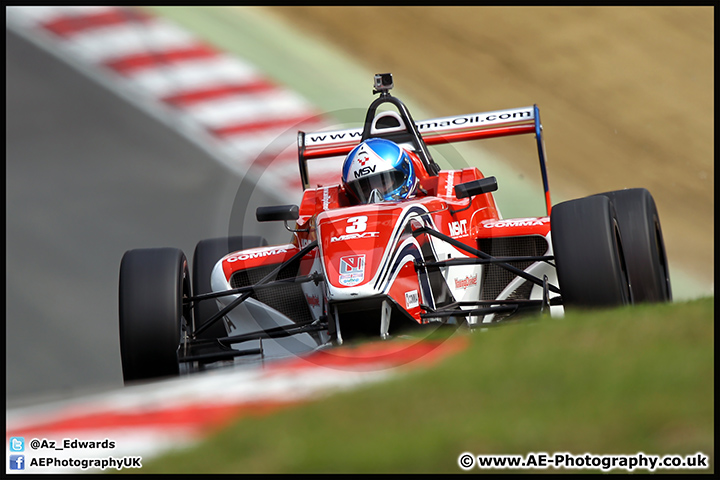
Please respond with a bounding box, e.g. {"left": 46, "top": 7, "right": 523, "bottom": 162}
{"left": 6, "top": 29, "right": 290, "bottom": 407}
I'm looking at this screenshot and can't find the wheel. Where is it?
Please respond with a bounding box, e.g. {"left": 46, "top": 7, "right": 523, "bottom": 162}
{"left": 192, "top": 236, "right": 268, "bottom": 339}
{"left": 119, "top": 248, "right": 190, "bottom": 383}
{"left": 551, "top": 195, "right": 631, "bottom": 308}
{"left": 595, "top": 188, "right": 672, "bottom": 303}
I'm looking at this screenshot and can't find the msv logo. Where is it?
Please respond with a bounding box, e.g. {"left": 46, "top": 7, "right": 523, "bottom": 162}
{"left": 354, "top": 165, "right": 376, "bottom": 178}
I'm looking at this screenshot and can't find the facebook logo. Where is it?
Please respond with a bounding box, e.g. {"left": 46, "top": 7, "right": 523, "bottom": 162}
{"left": 9, "top": 437, "right": 24, "bottom": 452}
{"left": 9, "top": 455, "right": 25, "bottom": 470}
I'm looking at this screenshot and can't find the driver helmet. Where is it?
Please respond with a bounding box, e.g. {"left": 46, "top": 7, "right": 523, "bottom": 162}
{"left": 341, "top": 138, "right": 418, "bottom": 204}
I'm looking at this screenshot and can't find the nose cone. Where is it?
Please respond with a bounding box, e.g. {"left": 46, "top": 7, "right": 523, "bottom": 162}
{"left": 317, "top": 204, "right": 394, "bottom": 295}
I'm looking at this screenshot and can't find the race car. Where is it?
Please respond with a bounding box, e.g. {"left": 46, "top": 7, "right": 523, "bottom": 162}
{"left": 119, "top": 73, "right": 671, "bottom": 383}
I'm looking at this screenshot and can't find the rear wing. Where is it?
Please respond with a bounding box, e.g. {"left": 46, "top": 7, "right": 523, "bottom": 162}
{"left": 298, "top": 104, "right": 552, "bottom": 215}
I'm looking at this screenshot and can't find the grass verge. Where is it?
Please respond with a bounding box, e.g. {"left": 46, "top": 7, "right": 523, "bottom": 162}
{"left": 136, "top": 297, "right": 713, "bottom": 473}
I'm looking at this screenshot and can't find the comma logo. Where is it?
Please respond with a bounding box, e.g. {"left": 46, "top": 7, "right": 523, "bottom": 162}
{"left": 226, "top": 248, "right": 288, "bottom": 262}
{"left": 405, "top": 290, "right": 419, "bottom": 309}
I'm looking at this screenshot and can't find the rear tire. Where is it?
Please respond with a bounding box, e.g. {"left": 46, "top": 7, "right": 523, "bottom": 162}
{"left": 192, "top": 236, "right": 268, "bottom": 339}
{"left": 551, "top": 195, "right": 631, "bottom": 308}
{"left": 595, "top": 188, "right": 671, "bottom": 303}
{"left": 119, "top": 248, "right": 190, "bottom": 383}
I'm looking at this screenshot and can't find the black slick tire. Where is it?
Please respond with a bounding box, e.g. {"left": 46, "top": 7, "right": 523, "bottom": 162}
{"left": 551, "top": 195, "right": 631, "bottom": 308}
{"left": 119, "top": 248, "right": 190, "bottom": 383}
{"left": 595, "top": 188, "right": 671, "bottom": 303}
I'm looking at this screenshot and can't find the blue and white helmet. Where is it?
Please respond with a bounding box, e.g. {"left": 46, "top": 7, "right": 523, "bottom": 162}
{"left": 341, "top": 138, "right": 418, "bottom": 204}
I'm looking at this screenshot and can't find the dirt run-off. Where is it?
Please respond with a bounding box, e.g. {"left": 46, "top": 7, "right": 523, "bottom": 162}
{"left": 268, "top": 6, "right": 714, "bottom": 294}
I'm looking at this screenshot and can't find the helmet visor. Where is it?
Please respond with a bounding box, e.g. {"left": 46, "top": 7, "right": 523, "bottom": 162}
{"left": 347, "top": 169, "right": 407, "bottom": 203}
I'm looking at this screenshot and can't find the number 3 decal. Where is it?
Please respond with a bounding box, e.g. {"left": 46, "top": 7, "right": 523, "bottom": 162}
{"left": 345, "top": 216, "right": 368, "bottom": 233}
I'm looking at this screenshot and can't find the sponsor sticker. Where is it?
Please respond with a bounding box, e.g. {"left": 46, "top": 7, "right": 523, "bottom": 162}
{"left": 331, "top": 231, "right": 380, "bottom": 242}
{"left": 352, "top": 149, "right": 379, "bottom": 178}
{"left": 448, "top": 219, "right": 468, "bottom": 238}
{"left": 454, "top": 274, "right": 478, "bottom": 290}
{"left": 405, "top": 290, "right": 419, "bottom": 309}
{"left": 321, "top": 186, "right": 330, "bottom": 210}
{"left": 444, "top": 171, "right": 455, "bottom": 198}
{"left": 483, "top": 218, "right": 548, "bottom": 228}
{"left": 339, "top": 254, "right": 365, "bottom": 286}
{"left": 306, "top": 294, "right": 320, "bottom": 307}
{"left": 226, "top": 248, "right": 287, "bottom": 262}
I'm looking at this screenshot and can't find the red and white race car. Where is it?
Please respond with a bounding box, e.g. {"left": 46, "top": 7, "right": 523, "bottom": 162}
{"left": 118, "top": 73, "right": 671, "bottom": 383}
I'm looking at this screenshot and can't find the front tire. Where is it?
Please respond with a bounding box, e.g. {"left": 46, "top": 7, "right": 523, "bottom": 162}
{"left": 551, "top": 195, "right": 631, "bottom": 308}
{"left": 595, "top": 188, "right": 671, "bottom": 303}
{"left": 119, "top": 248, "right": 190, "bottom": 383}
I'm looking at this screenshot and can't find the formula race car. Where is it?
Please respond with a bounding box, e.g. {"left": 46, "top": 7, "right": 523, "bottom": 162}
{"left": 119, "top": 73, "right": 671, "bottom": 383}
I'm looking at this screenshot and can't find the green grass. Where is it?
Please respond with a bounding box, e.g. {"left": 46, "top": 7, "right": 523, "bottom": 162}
{"left": 137, "top": 297, "right": 713, "bottom": 473}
